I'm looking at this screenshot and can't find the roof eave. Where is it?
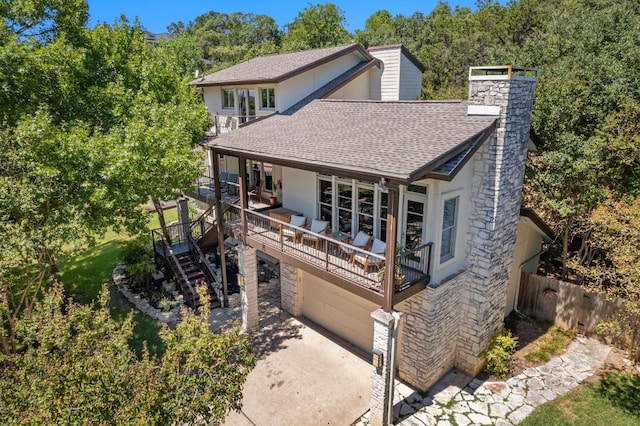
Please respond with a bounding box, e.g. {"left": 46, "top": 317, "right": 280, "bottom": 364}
{"left": 409, "top": 120, "right": 497, "bottom": 183}
{"left": 190, "top": 44, "right": 374, "bottom": 88}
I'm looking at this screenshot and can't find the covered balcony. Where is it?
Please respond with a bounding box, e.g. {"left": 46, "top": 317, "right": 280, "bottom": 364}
{"left": 221, "top": 204, "right": 433, "bottom": 307}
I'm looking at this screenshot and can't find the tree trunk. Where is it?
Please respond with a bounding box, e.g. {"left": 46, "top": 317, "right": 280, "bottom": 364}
{"left": 562, "top": 221, "right": 569, "bottom": 280}
{"left": 152, "top": 198, "right": 169, "bottom": 238}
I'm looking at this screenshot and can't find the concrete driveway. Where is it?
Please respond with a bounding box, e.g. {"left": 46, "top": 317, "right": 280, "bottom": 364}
{"left": 224, "top": 315, "right": 372, "bottom": 426}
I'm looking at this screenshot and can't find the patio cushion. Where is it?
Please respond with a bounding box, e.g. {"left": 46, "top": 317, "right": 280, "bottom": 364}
{"left": 289, "top": 215, "right": 306, "bottom": 228}
{"left": 352, "top": 231, "right": 370, "bottom": 248}
{"left": 309, "top": 219, "right": 329, "bottom": 234}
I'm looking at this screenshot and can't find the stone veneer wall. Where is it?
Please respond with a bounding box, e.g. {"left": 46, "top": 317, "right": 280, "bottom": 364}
{"left": 397, "top": 272, "right": 467, "bottom": 391}
{"left": 396, "top": 76, "right": 536, "bottom": 390}
{"left": 280, "top": 261, "right": 302, "bottom": 316}
{"left": 237, "top": 245, "right": 259, "bottom": 333}
{"left": 457, "top": 77, "right": 537, "bottom": 375}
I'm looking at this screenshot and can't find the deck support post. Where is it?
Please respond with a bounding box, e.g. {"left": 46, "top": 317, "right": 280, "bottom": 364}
{"left": 382, "top": 187, "right": 399, "bottom": 312}
{"left": 370, "top": 309, "right": 401, "bottom": 426}
{"left": 238, "top": 157, "right": 248, "bottom": 245}
{"left": 237, "top": 245, "right": 259, "bottom": 333}
{"left": 211, "top": 148, "right": 228, "bottom": 307}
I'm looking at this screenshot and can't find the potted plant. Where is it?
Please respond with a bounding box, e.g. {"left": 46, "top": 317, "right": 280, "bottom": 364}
{"left": 377, "top": 246, "right": 407, "bottom": 286}
{"left": 269, "top": 179, "right": 282, "bottom": 205}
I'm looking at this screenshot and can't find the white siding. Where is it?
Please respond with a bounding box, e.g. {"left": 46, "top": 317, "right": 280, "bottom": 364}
{"left": 277, "top": 54, "right": 364, "bottom": 112}
{"left": 281, "top": 167, "right": 317, "bottom": 218}
{"left": 326, "top": 71, "right": 372, "bottom": 100}
{"left": 202, "top": 87, "right": 223, "bottom": 114}
{"left": 428, "top": 161, "right": 473, "bottom": 284}
{"left": 369, "top": 48, "right": 401, "bottom": 101}
{"left": 399, "top": 53, "right": 423, "bottom": 100}
{"left": 504, "top": 219, "right": 546, "bottom": 316}
{"left": 301, "top": 270, "right": 378, "bottom": 352}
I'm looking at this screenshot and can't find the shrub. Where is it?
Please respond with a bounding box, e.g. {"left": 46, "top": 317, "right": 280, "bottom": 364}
{"left": 123, "top": 238, "right": 154, "bottom": 288}
{"left": 482, "top": 327, "right": 518, "bottom": 378}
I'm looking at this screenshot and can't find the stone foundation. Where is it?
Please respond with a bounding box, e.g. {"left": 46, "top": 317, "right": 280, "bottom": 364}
{"left": 237, "top": 245, "right": 258, "bottom": 333}
{"left": 398, "top": 272, "right": 467, "bottom": 391}
{"left": 280, "top": 261, "right": 301, "bottom": 316}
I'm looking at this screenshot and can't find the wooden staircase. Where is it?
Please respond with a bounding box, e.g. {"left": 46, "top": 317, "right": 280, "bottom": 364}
{"left": 175, "top": 251, "right": 221, "bottom": 310}
{"left": 152, "top": 201, "right": 238, "bottom": 310}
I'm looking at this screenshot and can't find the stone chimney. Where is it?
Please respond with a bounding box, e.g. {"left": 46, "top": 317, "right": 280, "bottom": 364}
{"left": 457, "top": 66, "right": 537, "bottom": 375}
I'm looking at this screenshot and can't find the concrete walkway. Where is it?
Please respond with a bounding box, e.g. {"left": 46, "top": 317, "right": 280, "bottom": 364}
{"left": 212, "top": 283, "right": 372, "bottom": 426}
{"left": 356, "top": 336, "right": 611, "bottom": 425}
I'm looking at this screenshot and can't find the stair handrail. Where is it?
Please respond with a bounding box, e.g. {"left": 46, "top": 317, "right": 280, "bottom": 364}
{"left": 157, "top": 232, "right": 198, "bottom": 308}
{"left": 187, "top": 236, "right": 217, "bottom": 286}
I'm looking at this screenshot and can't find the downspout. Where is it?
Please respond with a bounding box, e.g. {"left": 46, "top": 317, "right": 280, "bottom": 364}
{"left": 387, "top": 311, "right": 402, "bottom": 426}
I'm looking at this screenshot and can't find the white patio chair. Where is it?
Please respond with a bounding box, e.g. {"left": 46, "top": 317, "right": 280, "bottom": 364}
{"left": 301, "top": 219, "right": 329, "bottom": 249}
{"left": 339, "top": 231, "right": 371, "bottom": 263}
{"left": 281, "top": 215, "right": 306, "bottom": 243}
{"left": 353, "top": 238, "right": 386, "bottom": 271}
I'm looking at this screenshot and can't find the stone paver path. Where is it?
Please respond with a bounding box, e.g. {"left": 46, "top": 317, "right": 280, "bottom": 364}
{"left": 356, "top": 336, "right": 611, "bottom": 425}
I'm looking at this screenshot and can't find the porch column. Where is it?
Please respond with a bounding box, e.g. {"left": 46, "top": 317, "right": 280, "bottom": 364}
{"left": 370, "top": 309, "right": 400, "bottom": 426}
{"left": 383, "top": 187, "right": 399, "bottom": 312}
{"left": 211, "top": 148, "right": 229, "bottom": 306}
{"left": 238, "top": 157, "right": 248, "bottom": 244}
{"left": 177, "top": 197, "right": 190, "bottom": 240}
{"left": 237, "top": 244, "right": 258, "bottom": 333}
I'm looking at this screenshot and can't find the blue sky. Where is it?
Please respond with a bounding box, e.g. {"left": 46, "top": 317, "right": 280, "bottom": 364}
{"left": 86, "top": 1, "right": 496, "bottom": 34}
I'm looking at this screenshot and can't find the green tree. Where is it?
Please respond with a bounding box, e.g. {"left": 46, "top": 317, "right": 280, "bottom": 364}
{"left": 0, "top": 284, "right": 256, "bottom": 424}
{"left": 355, "top": 10, "right": 399, "bottom": 48}
{"left": 172, "top": 11, "right": 281, "bottom": 69}
{"left": 281, "top": 2, "right": 351, "bottom": 51}
{"left": 0, "top": 1, "right": 208, "bottom": 353}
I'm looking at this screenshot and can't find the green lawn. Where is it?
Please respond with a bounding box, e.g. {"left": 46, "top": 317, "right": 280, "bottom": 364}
{"left": 521, "top": 372, "right": 640, "bottom": 426}
{"left": 59, "top": 207, "right": 178, "bottom": 357}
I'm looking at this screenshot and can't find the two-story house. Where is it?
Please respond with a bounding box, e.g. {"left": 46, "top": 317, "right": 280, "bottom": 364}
{"left": 187, "top": 45, "right": 538, "bottom": 424}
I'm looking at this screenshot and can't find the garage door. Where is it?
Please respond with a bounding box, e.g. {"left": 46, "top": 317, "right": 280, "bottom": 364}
{"left": 301, "top": 270, "right": 378, "bottom": 353}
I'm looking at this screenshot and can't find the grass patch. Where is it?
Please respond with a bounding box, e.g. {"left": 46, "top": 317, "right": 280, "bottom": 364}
{"left": 58, "top": 207, "right": 178, "bottom": 358}
{"left": 521, "top": 373, "right": 640, "bottom": 426}
{"left": 523, "top": 326, "right": 576, "bottom": 364}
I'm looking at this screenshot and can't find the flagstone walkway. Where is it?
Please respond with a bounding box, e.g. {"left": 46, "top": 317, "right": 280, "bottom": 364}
{"left": 356, "top": 336, "right": 611, "bottom": 425}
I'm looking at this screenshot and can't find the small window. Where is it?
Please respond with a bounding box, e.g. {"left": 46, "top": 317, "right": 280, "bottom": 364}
{"left": 222, "top": 89, "right": 234, "bottom": 109}
{"left": 440, "top": 196, "right": 459, "bottom": 263}
{"left": 260, "top": 88, "right": 275, "bottom": 109}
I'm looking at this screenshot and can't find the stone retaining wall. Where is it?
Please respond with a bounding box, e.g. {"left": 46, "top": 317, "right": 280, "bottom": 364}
{"left": 111, "top": 263, "right": 183, "bottom": 323}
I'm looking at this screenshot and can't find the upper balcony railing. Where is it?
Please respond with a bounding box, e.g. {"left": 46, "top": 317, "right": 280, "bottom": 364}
{"left": 207, "top": 114, "right": 257, "bottom": 137}
{"left": 222, "top": 205, "right": 432, "bottom": 298}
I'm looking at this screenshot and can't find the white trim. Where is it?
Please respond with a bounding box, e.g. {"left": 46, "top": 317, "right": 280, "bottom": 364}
{"left": 467, "top": 105, "right": 500, "bottom": 116}
{"left": 436, "top": 188, "right": 464, "bottom": 270}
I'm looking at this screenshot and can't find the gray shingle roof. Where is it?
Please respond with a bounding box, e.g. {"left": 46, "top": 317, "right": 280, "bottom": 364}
{"left": 210, "top": 100, "right": 496, "bottom": 183}
{"left": 190, "top": 44, "right": 371, "bottom": 87}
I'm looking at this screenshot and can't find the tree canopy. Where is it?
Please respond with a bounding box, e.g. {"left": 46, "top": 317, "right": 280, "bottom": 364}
{"left": 0, "top": 0, "right": 208, "bottom": 352}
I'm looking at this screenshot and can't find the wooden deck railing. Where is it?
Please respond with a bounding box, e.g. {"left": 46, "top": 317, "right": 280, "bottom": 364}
{"left": 224, "top": 206, "right": 432, "bottom": 294}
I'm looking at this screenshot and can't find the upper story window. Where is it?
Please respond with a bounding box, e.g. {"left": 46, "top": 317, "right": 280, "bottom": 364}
{"left": 440, "top": 196, "right": 459, "bottom": 263}
{"left": 260, "top": 88, "right": 276, "bottom": 110}
{"left": 222, "top": 89, "right": 234, "bottom": 109}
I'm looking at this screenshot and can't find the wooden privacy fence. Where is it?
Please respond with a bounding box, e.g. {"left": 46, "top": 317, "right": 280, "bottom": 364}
{"left": 517, "top": 272, "right": 622, "bottom": 337}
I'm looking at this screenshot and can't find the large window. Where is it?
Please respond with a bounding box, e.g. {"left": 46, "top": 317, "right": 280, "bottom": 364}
{"left": 357, "top": 185, "right": 374, "bottom": 235}
{"left": 440, "top": 196, "right": 459, "bottom": 263}
{"left": 337, "top": 182, "right": 353, "bottom": 233}
{"left": 318, "top": 178, "right": 333, "bottom": 227}
{"left": 222, "top": 89, "right": 234, "bottom": 109}
{"left": 378, "top": 191, "right": 388, "bottom": 242}
{"left": 260, "top": 88, "right": 276, "bottom": 109}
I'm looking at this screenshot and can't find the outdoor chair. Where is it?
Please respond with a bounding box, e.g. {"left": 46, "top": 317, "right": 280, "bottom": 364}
{"left": 353, "top": 238, "right": 386, "bottom": 271}
{"left": 339, "top": 231, "right": 371, "bottom": 263}
{"left": 301, "top": 219, "right": 329, "bottom": 249}
{"left": 281, "top": 215, "right": 307, "bottom": 243}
